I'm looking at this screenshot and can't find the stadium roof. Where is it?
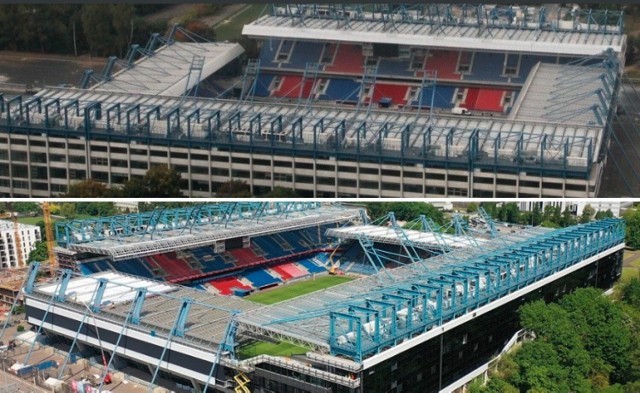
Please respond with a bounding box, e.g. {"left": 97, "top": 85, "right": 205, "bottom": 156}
{"left": 30, "top": 82, "right": 604, "bottom": 166}
{"left": 58, "top": 203, "right": 359, "bottom": 260}
{"left": 510, "top": 62, "right": 615, "bottom": 126}
{"left": 91, "top": 42, "right": 244, "bottom": 97}
{"left": 243, "top": 5, "right": 625, "bottom": 57}
{"left": 235, "top": 223, "right": 555, "bottom": 348}
{"left": 326, "top": 224, "right": 490, "bottom": 250}
{"left": 32, "top": 271, "right": 259, "bottom": 349}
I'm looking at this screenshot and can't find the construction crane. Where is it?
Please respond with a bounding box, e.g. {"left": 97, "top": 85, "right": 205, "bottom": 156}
{"left": 11, "top": 212, "right": 25, "bottom": 268}
{"left": 42, "top": 202, "right": 57, "bottom": 277}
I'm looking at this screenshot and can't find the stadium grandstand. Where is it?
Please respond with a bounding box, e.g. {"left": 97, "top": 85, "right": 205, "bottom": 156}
{"left": 0, "top": 4, "right": 639, "bottom": 197}
{"left": 2, "top": 202, "right": 626, "bottom": 392}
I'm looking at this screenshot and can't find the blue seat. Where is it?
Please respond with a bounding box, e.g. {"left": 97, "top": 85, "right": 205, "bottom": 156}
{"left": 112, "top": 258, "right": 154, "bottom": 279}
{"left": 466, "top": 52, "right": 509, "bottom": 83}
{"left": 243, "top": 268, "right": 281, "bottom": 288}
{"left": 258, "top": 40, "right": 282, "bottom": 68}
{"left": 377, "top": 58, "right": 413, "bottom": 77}
{"left": 298, "top": 258, "right": 326, "bottom": 274}
{"left": 319, "top": 79, "right": 361, "bottom": 102}
{"left": 284, "top": 41, "right": 325, "bottom": 69}
{"left": 412, "top": 85, "right": 455, "bottom": 109}
{"left": 252, "top": 74, "right": 274, "bottom": 97}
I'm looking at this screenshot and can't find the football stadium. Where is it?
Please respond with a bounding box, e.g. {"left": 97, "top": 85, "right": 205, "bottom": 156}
{"left": 3, "top": 202, "right": 625, "bottom": 392}
{"left": 0, "top": 4, "right": 638, "bottom": 197}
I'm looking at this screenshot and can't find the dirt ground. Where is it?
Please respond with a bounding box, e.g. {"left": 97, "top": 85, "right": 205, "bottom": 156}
{"left": 0, "top": 51, "right": 106, "bottom": 88}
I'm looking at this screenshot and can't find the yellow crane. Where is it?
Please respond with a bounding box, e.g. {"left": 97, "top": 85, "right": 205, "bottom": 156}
{"left": 42, "top": 202, "right": 57, "bottom": 277}
{"left": 11, "top": 212, "right": 25, "bottom": 268}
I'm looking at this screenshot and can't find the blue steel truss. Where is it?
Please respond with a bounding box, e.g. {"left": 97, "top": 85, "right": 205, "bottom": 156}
{"left": 328, "top": 218, "right": 624, "bottom": 362}
{"left": 55, "top": 202, "right": 321, "bottom": 247}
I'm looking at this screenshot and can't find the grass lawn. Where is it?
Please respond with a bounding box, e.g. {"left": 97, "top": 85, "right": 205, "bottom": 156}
{"left": 622, "top": 267, "right": 640, "bottom": 282}
{"left": 17, "top": 214, "right": 92, "bottom": 225}
{"left": 247, "top": 275, "right": 353, "bottom": 305}
{"left": 237, "top": 341, "right": 309, "bottom": 359}
{"left": 16, "top": 216, "right": 46, "bottom": 225}
{"left": 215, "top": 4, "right": 268, "bottom": 42}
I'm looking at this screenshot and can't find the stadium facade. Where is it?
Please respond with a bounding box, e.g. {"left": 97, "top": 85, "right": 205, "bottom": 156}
{"left": 11, "top": 203, "right": 626, "bottom": 392}
{"left": 0, "top": 5, "right": 632, "bottom": 197}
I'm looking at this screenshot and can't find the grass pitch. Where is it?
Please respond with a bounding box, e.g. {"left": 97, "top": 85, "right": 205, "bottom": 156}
{"left": 247, "top": 275, "right": 353, "bottom": 305}
{"left": 237, "top": 341, "right": 309, "bottom": 359}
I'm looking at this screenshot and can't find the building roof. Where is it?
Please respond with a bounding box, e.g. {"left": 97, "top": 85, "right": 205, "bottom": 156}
{"left": 243, "top": 5, "right": 625, "bottom": 57}
{"left": 91, "top": 42, "right": 244, "bottom": 97}
{"left": 0, "top": 220, "right": 40, "bottom": 232}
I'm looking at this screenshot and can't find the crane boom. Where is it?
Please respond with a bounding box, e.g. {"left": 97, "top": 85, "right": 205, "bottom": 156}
{"left": 42, "top": 202, "right": 56, "bottom": 276}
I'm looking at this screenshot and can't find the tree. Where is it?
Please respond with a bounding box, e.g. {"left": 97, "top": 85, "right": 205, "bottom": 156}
{"left": 559, "top": 208, "right": 577, "bottom": 228}
{"left": 60, "top": 203, "right": 77, "bottom": 219}
{"left": 28, "top": 241, "right": 49, "bottom": 264}
{"left": 144, "top": 165, "right": 184, "bottom": 197}
{"left": 75, "top": 202, "right": 117, "bottom": 217}
{"left": 624, "top": 209, "right": 640, "bottom": 249}
{"left": 466, "top": 202, "right": 478, "bottom": 213}
{"left": 216, "top": 180, "right": 252, "bottom": 197}
{"left": 65, "top": 179, "right": 111, "bottom": 197}
{"left": 498, "top": 202, "right": 520, "bottom": 223}
{"left": 580, "top": 204, "right": 595, "bottom": 224}
{"left": 109, "top": 4, "right": 134, "bottom": 57}
{"left": 621, "top": 277, "right": 640, "bottom": 310}
{"left": 262, "top": 187, "right": 298, "bottom": 198}
{"left": 121, "top": 177, "right": 148, "bottom": 198}
{"left": 81, "top": 4, "right": 115, "bottom": 56}
{"left": 12, "top": 202, "right": 40, "bottom": 214}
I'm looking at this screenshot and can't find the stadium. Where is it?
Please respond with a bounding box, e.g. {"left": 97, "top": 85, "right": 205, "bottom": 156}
{"left": 0, "top": 4, "right": 638, "bottom": 197}
{"left": 4, "top": 202, "right": 625, "bottom": 392}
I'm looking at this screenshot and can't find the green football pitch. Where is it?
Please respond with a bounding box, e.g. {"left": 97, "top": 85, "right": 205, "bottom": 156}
{"left": 247, "top": 275, "right": 353, "bottom": 305}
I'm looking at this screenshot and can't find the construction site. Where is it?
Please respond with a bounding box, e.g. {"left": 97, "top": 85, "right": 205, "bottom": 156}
{"left": 0, "top": 201, "right": 625, "bottom": 392}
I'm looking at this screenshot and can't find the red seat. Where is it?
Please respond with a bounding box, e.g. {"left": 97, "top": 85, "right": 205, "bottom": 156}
{"left": 209, "top": 277, "right": 253, "bottom": 295}
{"left": 325, "top": 44, "right": 364, "bottom": 74}
{"left": 272, "top": 76, "right": 314, "bottom": 98}
{"left": 422, "top": 50, "right": 461, "bottom": 80}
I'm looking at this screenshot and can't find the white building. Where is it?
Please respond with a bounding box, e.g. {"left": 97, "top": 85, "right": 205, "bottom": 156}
{"left": 518, "top": 201, "right": 627, "bottom": 218}
{"left": 0, "top": 220, "right": 41, "bottom": 269}
{"left": 113, "top": 201, "right": 139, "bottom": 213}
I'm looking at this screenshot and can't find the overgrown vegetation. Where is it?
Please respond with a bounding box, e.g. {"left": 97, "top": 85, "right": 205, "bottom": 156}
{"left": 470, "top": 281, "right": 640, "bottom": 393}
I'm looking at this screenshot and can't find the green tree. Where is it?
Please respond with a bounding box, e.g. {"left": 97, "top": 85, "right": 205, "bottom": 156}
{"left": 75, "top": 202, "right": 117, "bottom": 217}
{"left": 144, "top": 165, "right": 184, "bottom": 197}
{"left": 580, "top": 204, "right": 596, "bottom": 224}
{"left": 621, "top": 277, "right": 640, "bottom": 310}
{"left": 109, "top": 4, "right": 135, "bottom": 57}
{"left": 60, "top": 203, "right": 77, "bottom": 219}
{"left": 216, "top": 180, "right": 252, "bottom": 197}
{"left": 262, "top": 187, "right": 298, "bottom": 198}
{"left": 122, "top": 177, "right": 148, "bottom": 198}
{"left": 624, "top": 209, "right": 640, "bottom": 249}
{"left": 81, "top": 4, "right": 115, "bottom": 56}
{"left": 498, "top": 202, "right": 520, "bottom": 223}
{"left": 559, "top": 208, "right": 577, "bottom": 228}
{"left": 12, "top": 202, "right": 40, "bottom": 214}
{"left": 466, "top": 202, "right": 479, "bottom": 213}
{"left": 27, "top": 241, "right": 49, "bottom": 263}
{"left": 65, "top": 179, "right": 111, "bottom": 197}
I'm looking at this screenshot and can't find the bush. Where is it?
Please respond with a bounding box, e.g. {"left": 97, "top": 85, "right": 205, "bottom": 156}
{"left": 16, "top": 324, "right": 25, "bottom": 332}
